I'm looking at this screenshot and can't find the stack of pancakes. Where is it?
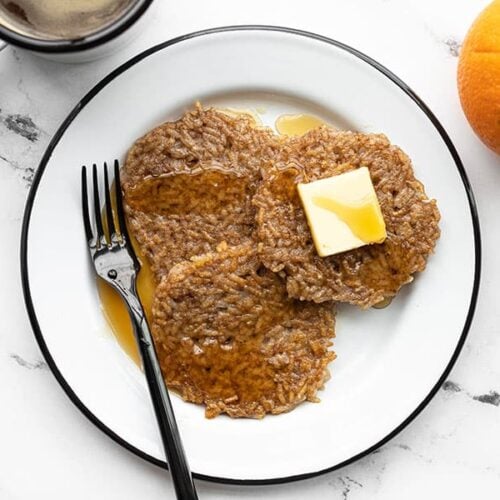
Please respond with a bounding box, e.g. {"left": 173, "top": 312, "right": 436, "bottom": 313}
{"left": 122, "top": 105, "right": 440, "bottom": 418}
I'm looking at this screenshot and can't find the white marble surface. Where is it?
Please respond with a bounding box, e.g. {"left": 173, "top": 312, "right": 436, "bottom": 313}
{"left": 1, "top": 0, "right": 499, "bottom": 498}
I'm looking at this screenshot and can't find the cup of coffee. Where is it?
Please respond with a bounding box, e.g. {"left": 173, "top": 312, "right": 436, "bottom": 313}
{"left": 0, "top": 0, "right": 154, "bottom": 62}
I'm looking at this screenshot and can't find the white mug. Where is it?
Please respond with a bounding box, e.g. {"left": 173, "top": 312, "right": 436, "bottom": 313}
{"left": 0, "top": 0, "right": 154, "bottom": 63}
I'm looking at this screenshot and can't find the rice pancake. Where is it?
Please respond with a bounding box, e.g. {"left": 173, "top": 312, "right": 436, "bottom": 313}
{"left": 253, "top": 127, "right": 441, "bottom": 308}
{"left": 152, "top": 245, "right": 336, "bottom": 419}
{"left": 124, "top": 167, "right": 256, "bottom": 280}
{"left": 122, "top": 105, "right": 281, "bottom": 279}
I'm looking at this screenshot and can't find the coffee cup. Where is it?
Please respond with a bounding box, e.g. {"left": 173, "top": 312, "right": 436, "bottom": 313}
{"left": 0, "top": 0, "right": 154, "bottom": 62}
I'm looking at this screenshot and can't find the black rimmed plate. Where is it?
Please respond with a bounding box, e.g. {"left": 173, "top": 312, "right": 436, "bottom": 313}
{"left": 21, "top": 26, "right": 480, "bottom": 484}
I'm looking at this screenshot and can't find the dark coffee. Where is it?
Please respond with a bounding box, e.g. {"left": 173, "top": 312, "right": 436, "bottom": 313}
{"left": 0, "top": 0, "right": 135, "bottom": 40}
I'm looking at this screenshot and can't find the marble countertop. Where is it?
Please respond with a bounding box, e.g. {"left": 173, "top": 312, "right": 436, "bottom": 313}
{"left": 1, "top": 0, "right": 499, "bottom": 498}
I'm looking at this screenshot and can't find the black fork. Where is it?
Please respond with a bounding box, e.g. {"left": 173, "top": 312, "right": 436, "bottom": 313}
{"left": 82, "top": 160, "right": 198, "bottom": 500}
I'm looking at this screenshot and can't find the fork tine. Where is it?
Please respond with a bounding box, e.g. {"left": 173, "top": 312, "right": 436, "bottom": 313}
{"left": 114, "top": 159, "right": 129, "bottom": 243}
{"left": 103, "top": 162, "right": 116, "bottom": 241}
{"left": 114, "top": 160, "right": 139, "bottom": 267}
{"left": 81, "top": 166, "right": 93, "bottom": 242}
{"left": 92, "top": 163, "right": 106, "bottom": 247}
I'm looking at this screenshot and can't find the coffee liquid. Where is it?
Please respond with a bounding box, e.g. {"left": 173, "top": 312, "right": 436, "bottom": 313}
{"left": 0, "top": 0, "right": 135, "bottom": 40}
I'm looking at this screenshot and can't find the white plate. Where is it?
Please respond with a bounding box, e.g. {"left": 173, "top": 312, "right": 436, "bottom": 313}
{"left": 21, "top": 26, "right": 480, "bottom": 484}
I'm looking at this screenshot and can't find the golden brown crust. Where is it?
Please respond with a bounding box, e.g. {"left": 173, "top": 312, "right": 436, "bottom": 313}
{"left": 122, "top": 105, "right": 282, "bottom": 279}
{"left": 152, "top": 245, "right": 336, "bottom": 419}
{"left": 121, "top": 104, "right": 280, "bottom": 190}
{"left": 124, "top": 168, "right": 257, "bottom": 279}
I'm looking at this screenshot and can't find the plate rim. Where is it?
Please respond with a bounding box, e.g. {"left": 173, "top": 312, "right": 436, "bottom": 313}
{"left": 20, "top": 25, "right": 482, "bottom": 485}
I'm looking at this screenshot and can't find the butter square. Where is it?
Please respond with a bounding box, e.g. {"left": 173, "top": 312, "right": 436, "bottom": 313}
{"left": 297, "top": 167, "right": 386, "bottom": 257}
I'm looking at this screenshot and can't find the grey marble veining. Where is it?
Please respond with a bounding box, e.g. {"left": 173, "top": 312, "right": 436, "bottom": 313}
{"left": 9, "top": 353, "right": 47, "bottom": 370}
{"left": 442, "top": 380, "right": 500, "bottom": 407}
{"left": 443, "top": 38, "right": 462, "bottom": 57}
{"left": 2, "top": 113, "right": 40, "bottom": 142}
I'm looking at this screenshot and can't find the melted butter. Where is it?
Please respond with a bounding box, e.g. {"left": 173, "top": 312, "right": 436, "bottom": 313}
{"left": 372, "top": 297, "right": 393, "bottom": 309}
{"left": 275, "top": 114, "right": 326, "bottom": 136}
{"left": 313, "top": 195, "right": 386, "bottom": 243}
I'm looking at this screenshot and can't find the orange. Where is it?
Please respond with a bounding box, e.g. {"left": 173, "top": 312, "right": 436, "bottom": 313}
{"left": 457, "top": 0, "right": 500, "bottom": 154}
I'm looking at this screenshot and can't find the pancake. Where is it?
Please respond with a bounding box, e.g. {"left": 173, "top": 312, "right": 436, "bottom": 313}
{"left": 122, "top": 105, "right": 281, "bottom": 279}
{"left": 124, "top": 167, "right": 256, "bottom": 280}
{"left": 253, "top": 127, "right": 441, "bottom": 307}
{"left": 152, "top": 245, "right": 336, "bottom": 419}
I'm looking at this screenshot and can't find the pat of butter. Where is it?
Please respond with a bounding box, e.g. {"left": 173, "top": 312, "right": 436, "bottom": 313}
{"left": 297, "top": 167, "right": 386, "bottom": 257}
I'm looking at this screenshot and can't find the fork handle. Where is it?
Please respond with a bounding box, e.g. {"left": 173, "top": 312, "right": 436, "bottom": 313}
{"left": 124, "top": 287, "right": 198, "bottom": 500}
